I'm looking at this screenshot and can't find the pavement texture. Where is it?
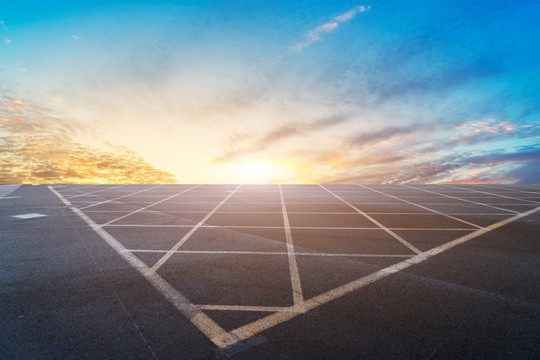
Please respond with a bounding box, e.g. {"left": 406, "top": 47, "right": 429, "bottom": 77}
{"left": 1, "top": 183, "right": 539, "bottom": 359}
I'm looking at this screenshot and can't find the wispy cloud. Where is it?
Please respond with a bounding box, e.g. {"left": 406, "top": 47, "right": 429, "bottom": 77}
{"left": 5, "top": 38, "right": 11, "bottom": 44}
{"left": 212, "top": 114, "right": 349, "bottom": 164}
{"left": 211, "top": 115, "right": 540, "bottom": 184}
{"left": 347, "top": 125, "right": 420, "bottom": 148}
{"left": 0, "top": 20, "right": 7, "bottom": 31}
{"left": 289, "top": 4, "right": 371, "bottom": 52}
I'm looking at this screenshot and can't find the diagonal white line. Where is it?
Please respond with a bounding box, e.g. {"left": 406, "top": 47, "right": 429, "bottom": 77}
{"left": 213, "top": 205, "right": 540, "bottom": 348}
{"left": 444, "top": 185, "right": 540, "bottom": 205}
{"left": 48, "top": 186, "right": 238, "bottom": 349}
{"left": 474, "top": 184, "right": 540, "bottom": 196}
{"left": 357, "top": 184, "right": 482, "bottom": 229}
{"left": 58, "top": 184, "right": 97, "bottom": 193}
{"left": 65, "top": 184, "right": 127, "bottom": 199}
{"left": 98, "top": 185, "right": 201, "bottom": 227}
{"left": 149, "top": 185, "right": 242, "bottom": 274}
{"left": 0, "top": 184, "right": 21, "bottom": 197}
{"left": 319, "top": 185, "right": 422, "bottom": 255}
{"left": 78, "top": 185, "right": 164, "bottom": 210}
{"left": 402, "top": 184, "right": 519, "bottom": 214}
{"left": 518, "top": 184, "right": 540, "bottom": 192}
{"left": 279, "top": 184, "right": 305, "bottom": 310}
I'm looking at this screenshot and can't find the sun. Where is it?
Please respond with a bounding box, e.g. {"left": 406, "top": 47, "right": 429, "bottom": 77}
{"left": 236, "top": 161, "right": 277, "bottom": 183}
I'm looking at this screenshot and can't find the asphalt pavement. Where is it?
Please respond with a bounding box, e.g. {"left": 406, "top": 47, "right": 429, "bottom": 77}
{"left": 1, "top": 184, "right": 539, "bottom": 359}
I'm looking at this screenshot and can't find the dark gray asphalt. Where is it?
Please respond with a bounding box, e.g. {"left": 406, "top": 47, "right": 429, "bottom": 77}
{"left": 1, "top": 184, "right": 539, "bottom": 359}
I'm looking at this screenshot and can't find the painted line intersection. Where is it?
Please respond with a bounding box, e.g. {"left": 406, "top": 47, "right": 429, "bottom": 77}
{"left": 48, "top": 184, "right": 540, "bottom": 351}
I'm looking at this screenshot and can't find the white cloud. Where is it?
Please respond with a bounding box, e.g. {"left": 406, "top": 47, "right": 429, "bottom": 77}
{"left": 318, "top": 22, "right": 339, "bottom": 32}
{"left": 5, "top": 38, "right": 11, "bottom": 44}
{"left": 289, "top": 5, "right": 370, "bottom": 53}
{"left": 335, "top": 5, "right": 371, "bottom": 22}
{"left": 0, "top": 20, "right": 7, "bottom": 31}
{"left": 71, "top": 34, "right": 81, "bottom": 40}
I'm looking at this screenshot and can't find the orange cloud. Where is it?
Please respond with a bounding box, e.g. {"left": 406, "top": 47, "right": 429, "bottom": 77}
{"left": 0, "top": 97, "right": 176, "bottom": 184}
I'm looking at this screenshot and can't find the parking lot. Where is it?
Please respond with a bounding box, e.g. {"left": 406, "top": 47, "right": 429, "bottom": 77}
{"left": 1, "top": 184, "right": 539, "bottom": 359}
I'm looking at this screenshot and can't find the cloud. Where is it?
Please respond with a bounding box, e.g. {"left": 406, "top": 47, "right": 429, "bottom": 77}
{"left": 289, "top": 4, "right": 371, "bottom": 52}
{"left": 212, "top": 114, "right": 349, "bottom": 164}
{"left": 335, "top": 5, "right": 371, "bottom": 22}
{"left": 0, "top": 97, "right": 176, "bottom": 184}
{"left": 0, "top": 20, "right": 6, "bottom": 31}
{"left": 71, "top": 34, "right": 81, "bottom": 40}
{"left": 212, "top": 115, "right": 539, "bottom": 185}
{"left": 449, "top": 118, "right": 515, "bottom": 144}
{"left": 5, "top": 38, "right": 11, "bottom": 44}
{"left": 347, "top": 125, "right": 420, "bottom": 148}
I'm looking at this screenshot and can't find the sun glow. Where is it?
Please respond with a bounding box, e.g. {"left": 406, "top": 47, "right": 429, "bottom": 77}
{"left": 223, "top": 160, "right": 283, "bottom": 183}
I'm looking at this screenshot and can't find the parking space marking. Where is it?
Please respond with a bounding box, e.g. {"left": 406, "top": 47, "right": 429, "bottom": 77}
{"left": 57, "top": 184, "right": 100, "bottom": 193}
{"left": 357, "top": 184, "right": 483, "bottom": 229}
{"left": 279, "top": 184, "right": 305, "bottom": 310}
{"left": 79, "top": 185, "right": 164, "bottom": 210}
{"left": 445, "top": 185, "right": 540, "bottom": 205}
{"left": 104, "top": 224, "right": 476, "bottom": 231}
{"left": 127, "top": 249, "right": 412, "bottom": 258}
{"left": 12, "top": 213, "right": 47, "bottom": 219}
{"left": 149, "top": 185, "right": 242, "bottom": 274}
{"left": 49, "top": 186, "right": 238, "bottom": 348}
{"left": 320, "top": 185, "right": 422, "bottom": 254}
{"left": 216, "top": 205, "right": 540, "bottom": 347}
{"left": 475, "top": 184, "right": 540, "bottom": 196}
{"left": 49, "top": 184, "right": 540, "bottom": 351}
{"left": 198, "top": 305, "right": 290, "bottom": 312}
{"left": 0, "top": 184, "right": 21, "bottom": 197}
{"left": 83, "top": 209, "right": 514, "bottom": 216}
{"left": 65, "top": 184, "right": 127, "bottom": 199}
{"left": 98, "top": 185, "right": 201, "bottom": 227}
{"left": 402, "top": 185, "right": 520, "bottom": 214}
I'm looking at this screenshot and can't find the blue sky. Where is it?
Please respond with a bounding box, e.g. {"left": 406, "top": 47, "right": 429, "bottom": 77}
{"left": 1, "top": 0, "right": 539, "bottom": 183}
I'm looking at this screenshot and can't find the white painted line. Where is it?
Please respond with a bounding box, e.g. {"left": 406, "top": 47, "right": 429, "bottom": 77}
{"left": 319, "top": 185, "right": 422, "bottom": 255}
{"left": 357, "top": 184, "right": 483, "bottom": 229}
{"left": 78, "top": 185, "right": 164, "bottom": 210}
{"left": 80, "top": 210, "right": 515, "bottom": 216}
{"left": 127, "top": 249, "right": 412, "bottom": 258}
{"left": 0, "top": 184, "right": 21, "bottom": 197}
{"left": 365, "top": 212, "right": 512, "bottom": 216}
{"left": 218, "top": 334, "right": 267, "bottom": 357}
{"left": 65, "top": 184, "right": 127, "bottom": 199}
{"left": 12, "top": 213, "right": 47, "bottom": 219}
{"left": 0, "top": 196, "right": 21, "bottom": 199}
{"left": 214, "top": 205, "right": 540, "bottom": 347}
{"left": 197, "top": 305, "right": 289, "bottom": 312}
{"left": 48, "top": 186, "right": 239, "bottom": 349}
{"left": 445, "top": 185, "right": 540, "bottom": 205}
{"left": 279, "top": 184, "right": 305, "bottom": 311}
{"left": 57, "top": 184, "right": 98, "bottom": 192}
{"left": 475, "top": 184, "right": 540, "bottom": 196}
{"left": 298, "top": 252, "right": 411, "bottom": 258}
{"left": 402, "top": 185, "right": 520, "bottom": 214}
{"left": 104, "top": 224, "right": 475, "bottom": 231}
{"left": 98, "top": 185, "right": 201, "bottom": 227}
{"left": 149, "top": 185, "right": 243, "bottom": 274}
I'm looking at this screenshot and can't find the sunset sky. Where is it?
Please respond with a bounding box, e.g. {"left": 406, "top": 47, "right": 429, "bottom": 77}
{"left": 1, "top": 0, "right": 539, "bottom": 184}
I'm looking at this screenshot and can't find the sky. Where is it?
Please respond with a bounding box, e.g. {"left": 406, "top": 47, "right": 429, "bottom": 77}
{"left": 1, "top": 0, "right": 539, "bottom": 184}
